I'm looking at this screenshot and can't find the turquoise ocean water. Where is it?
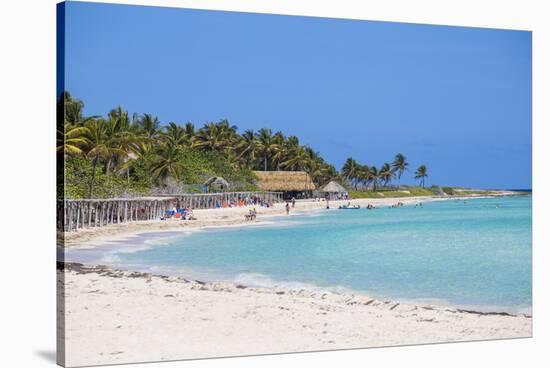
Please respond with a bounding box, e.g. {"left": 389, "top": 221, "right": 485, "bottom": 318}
{"left": 67, "top": 196, "right": 532, "bottom": 313}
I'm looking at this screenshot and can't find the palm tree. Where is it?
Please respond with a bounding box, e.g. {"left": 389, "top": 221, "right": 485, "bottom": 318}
{"left": 63, "top": 91, "right": 86, "bottom": 125}
{"left": 392, "top": 153, "right": 409, "bottom": 188}
{"left": 279, "top": 135, "right": 300, "bottom": 170}
{"left": 308, "top": 160, "right": 326, "bottom": 186}
{"left": 137, "top": 113, "right": 160, "bottom": 139}
{"left": 193, "top": 121, "right": 236, "bottom": 153}
{"left": 281, "top": 145, "right": 314, "bottom": 190}
{"left": 58, "top": 92, "right": 96, "bottom": 156}
{"left": 341, "top": 157, "right": 360, "bottom": 189}
{"left": 194, "top": 122, "right": 221, "bottom": 151}
{"left": 236, "top": 129, "right": 258, "bottom": 167}
{"left": 281, "top": 145, "right": 310, "bottom": 172}
{"left": 415, "top": 164, "right": 428, "bottom": 188}
{"left": 57, "top": 123, "right": 90, "bottom": 156}
{"left": 270, "top": 131, "right": 286, "bottom": 170}
{"left": 217, "top": 119, "right": 238, "bottom": 134}
{"left": 369, "top": 166, "right": 380, "bottom": 192}
{"left": 218, "top": 119, "right": 239, "bottom": 151}
{"left": 150, "top": 144, "right": 181, "bottom": 184}
{"left": 286, "top": 136, "right": 300, "bottom": 149}
{"left": 304, "top": 147, "right": 329, "bottom": 185}
{"left": 101, "top": 106, "right": 132, "bottom": 175}
{"left": 84, "top": 118, "right": 124, "bottom": 198}
{"left": 116, "top": 119, "right": 146, "bottom": 184}
{"left": 184, "top": 122, "right": 195, "bottom": 144}
{"left": 323, "top": 164, "right": 339, "bottom": 185}
{"left": 379, "top": 163, "right": 394, "bottom": 188}
{"left": 256, "top": 128, "right": 279, "bottom": 171}
{"left": 163, "top": 122, "right": 187, "bottom": 147}
{"left": 356, "top": 164, "right": 370, "bottom": 189}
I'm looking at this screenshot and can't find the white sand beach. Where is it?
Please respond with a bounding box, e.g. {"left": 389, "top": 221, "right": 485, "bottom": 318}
{"left": 59, "top": 193, "right": 532, "bottom": 367}
{"left": 59, "top": 263, "right": 531, "bottom": 367}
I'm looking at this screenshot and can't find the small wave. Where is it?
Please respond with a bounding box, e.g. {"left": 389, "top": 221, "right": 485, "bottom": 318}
{"left": 146, "top": 265, "right": 162, "bottom": 273}
{"left": 100, "top": 253, "right": 121, "bottom": 263}
{"left": 268, "top": 220, "right": 310, "bottom": 228}
{"left": 143, "top": 235, "right": 182, "bottom": 247}
{"left": 233, "top": 273, "right": 326, "bottom": 291}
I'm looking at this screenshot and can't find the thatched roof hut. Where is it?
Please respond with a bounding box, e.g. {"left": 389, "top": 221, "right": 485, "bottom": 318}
{"left": 253, "top": 171, "right": 316, "bottom": 192}
{"left": 204, "top": 176, "right": 229, "bottom": 192}
{"left": 320, "top": 181, "right": 347, "bottom": 193}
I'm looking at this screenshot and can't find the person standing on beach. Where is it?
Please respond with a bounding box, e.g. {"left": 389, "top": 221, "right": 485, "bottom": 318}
{"left": 285, "top": 202, "right": 290, "bottom": 215}
{"left": 291, "top": 197, "right": 296, "bottom": 208}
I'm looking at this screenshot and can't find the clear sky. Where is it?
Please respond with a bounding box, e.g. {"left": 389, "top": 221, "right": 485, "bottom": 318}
{"left": 62, "top": 1, "right": 532, "bottom": 189}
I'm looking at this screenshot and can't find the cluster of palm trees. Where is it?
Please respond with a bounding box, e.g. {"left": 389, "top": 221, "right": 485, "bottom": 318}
{"left": 59, "top": 92, "right": 431, "bottom": 199}
{"left": 58, "top": 92, "right": 338, "bottom": 198}
{"left": 193, "top": 123, "right": 338, "bottom": 182}
{"left": 341, "top": 154, "right": 428, "bottom": 191}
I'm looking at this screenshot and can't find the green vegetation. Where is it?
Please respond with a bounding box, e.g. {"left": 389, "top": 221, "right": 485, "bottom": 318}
{"left": 441, "top": 186, "right": 455, "bottom": 195}
{"left": 451, "top": 189, "right": 499, "bottom": 196}
{"left": 427, "top": 186, "right": 501, "bottom": 197}
{"left": 59, "top": 92, "right": 438, "bottom": 200}
{"left": 349, "top": 187, "right": 435, "bottom": 199}
{"left": 340, "top": 154, "right": 429, "bottom": 192}
{"left": 414, "top": 165, "right": 428, "bottom": 188}
{"left": 58, "top": 92, "right": 338, "bottom": 199}
{"left": 401, "top": 187, "right": 436, "bottom": 196}
{"left": 64, "top": 156, "right": 151, "bottom": 199}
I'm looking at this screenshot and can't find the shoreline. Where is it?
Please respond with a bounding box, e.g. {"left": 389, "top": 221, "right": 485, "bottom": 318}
{"left": 60, "top": 192, "right": 531, "bottom": 317}
{"left": 62, "top": 192, "right": 522, "bottom": 248}
{"left": 60, "top": 261, "right": 531, "bottom": 318}
{"left": 59, "top": 261, "right": 532, "bottom": 367}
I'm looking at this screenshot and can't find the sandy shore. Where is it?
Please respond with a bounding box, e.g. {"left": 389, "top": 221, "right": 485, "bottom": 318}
{"left": 59, "top": 192, "right": 531, "bottom": 366}
{"left": 59, "top": 263, "right": 531, "bottom": 367}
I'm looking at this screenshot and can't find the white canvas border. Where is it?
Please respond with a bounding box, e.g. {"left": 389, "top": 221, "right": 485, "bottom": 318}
{"left": 0, "top": 0, "right": 547, "bottom": 367}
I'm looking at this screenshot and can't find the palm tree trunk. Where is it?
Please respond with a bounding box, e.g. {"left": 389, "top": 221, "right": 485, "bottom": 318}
{"left": 105, "top": 158, "right": 111, "bottom": 175}
{"left": 88, "top": 156, "right": 98, "bottom": 199}
{"left": 264, "top": 153, "right": 268, "bottom": 171}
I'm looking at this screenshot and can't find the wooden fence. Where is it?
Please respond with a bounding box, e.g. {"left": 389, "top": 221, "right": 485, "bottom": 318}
{"left": 59, "top": 191, "right": 283, "bottom": 232}
{"left": 161, "top": 191, "right": 284, "bottom": 209}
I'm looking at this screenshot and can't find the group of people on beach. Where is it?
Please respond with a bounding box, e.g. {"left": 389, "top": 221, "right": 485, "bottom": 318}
{"left": 160, "top": 206, "right": 196, "bottom": 221}
{"left": 333, "top": 193, "right": 350, "bottom": 200}
{"left": 244, "top": 196, "right": 295, "bottom": 220}
{"left": 216, "top": 195, "right": 274, "bottom": 209}
{"left": 390, "top": 202, "right": 405, "bottom": 209}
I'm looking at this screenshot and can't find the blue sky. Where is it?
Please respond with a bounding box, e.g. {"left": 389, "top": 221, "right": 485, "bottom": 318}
{"left": 62, "top": 1, "right": 532, "bottom": 189}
